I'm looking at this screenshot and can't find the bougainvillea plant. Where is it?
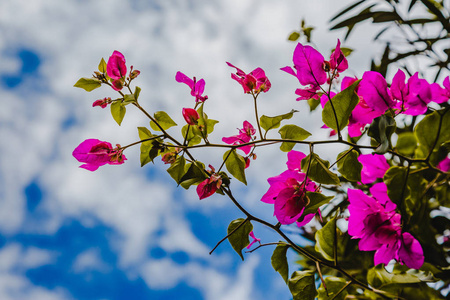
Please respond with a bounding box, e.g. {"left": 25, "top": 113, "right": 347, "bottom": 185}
{"left": 73, "top": 35, "right": 449, "bottom": 299}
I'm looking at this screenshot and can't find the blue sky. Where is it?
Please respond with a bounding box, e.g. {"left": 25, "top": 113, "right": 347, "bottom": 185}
{"left": 0, "top": 0, "right": 389, "bottom": 299}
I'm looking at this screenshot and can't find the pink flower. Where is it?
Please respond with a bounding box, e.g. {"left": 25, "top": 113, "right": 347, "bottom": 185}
{"left": 358, "top": 153, "right": 390, "bottom": 184}
{"left": 92, "top": 97, "right": 111, "bottom": 109}
{"left": 107, "top": 51, "right": 127, "bottom": 80}
{"left": 430, "top": 76, "right": 450, "bottom": 104}
{"left": 246, "top": 231, "right": 261, "bottom": 249}
{"left": 73, "top": 139, "right": 126, "bottom": 171}
{"left": 358, "top": 71, "right": 395, "bottom": 113}
{"left": 261, "top": 151, "right": 318, "bottom": 226}
{"left": 329, "top": 39, "right": 348, "bottom": 73}
{"left": 182, "top": 108, "right": 200, "bottom": 125}
{"left": 226, "top": 62, "right": 271, "bottom": 94}
{"left": 348, "top": 184, "right": 424, "bottom": 269}
{"left": 391, "top": 70, "right": 432, "bottom": 115}
{"left": 437, "top": 156, "right": 450, "bottom": 172}
{"left": 175, "top": 72, "right": 208, "bottom": 102}
{"left": 197, "top": 173, "right": 222, "bottom": 200}
{"left": 222, "top": 121, "right": 255, "bottom": 154}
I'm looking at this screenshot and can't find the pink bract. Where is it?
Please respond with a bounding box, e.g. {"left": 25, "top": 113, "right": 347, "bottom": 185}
{"left": 246, "top": 231, "right": 261, "bottom": 249}
{"left": 358, "top": 153, "right": 390, "bottom": 184}
{"left": 182, "top": 108, "right": 200, "bottom": 125}
{"left": 222, "top": 121, "right": 255, "bottom": 155}
{"left": 358, "top": 71, "right": 395, "bottom": 113}
{"left": 176, "top": 71, "right": 208, "bottom": 102}
{"left": 226, "top": 62, "right": 271, "bottom": 94}
{"left": 107, "top": 51, "right": 127, "bottom": 80}
{"left": 73, "top": 139, "right": 126, "bottom": 171}
{"left": 329, "top": 39, "right": 348, "bottom": 73}
{"left": 196, "top": 174, "right": 222, "bottom": 200}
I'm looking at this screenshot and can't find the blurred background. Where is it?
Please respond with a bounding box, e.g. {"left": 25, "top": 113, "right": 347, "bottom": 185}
{"left": 1, "top": 0, "right": 447, "bottom": 299}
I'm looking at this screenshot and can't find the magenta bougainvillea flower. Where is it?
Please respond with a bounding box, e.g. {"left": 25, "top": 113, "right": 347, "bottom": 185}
{"left": 107, "top": 51, "right": 127, "bottom": 80}
{"left": 182, "top": 108, "right": 200, "bottom": 125}
{"left": 175, "top": 72, "right": 208, "bottom": 102}
{"left": 261, "top": 151, "right": 318, "bottom": 226}
{"left": 358, "top": 153, "right": 390, "bottom": 184}
{"left": 246, "top": 231, "right": 261, "bottom": 249}
{"left": 437, "top": 156, "right": 450, "bottom": 172}
{"left": 222, "top": 121, "right": 255, "bottom": 154}
{"left": 196, "top": 173, "right": 222, "bottom": 200}
{"left": 348, "top": 183, "right": 424, "bottom": 269}
{"left": 358, "top": 71, "right": 395, "bottom": 113}
{"left": 430, "top": 76, "right": 450, "bottom": 104}
{"left": 92, "top": 97, "right": 111, "bottom": 109}
{"left": 226, "top": 62, "right": 271, "bottom": 94}
{"left": 391, "top": 70, "right": 432, "bottom": 115}
{"left": 73, "top": 139, "right": 127, "bottom": 171}
{"left": 329, "top": 39, "right": 348, "bottom": 73}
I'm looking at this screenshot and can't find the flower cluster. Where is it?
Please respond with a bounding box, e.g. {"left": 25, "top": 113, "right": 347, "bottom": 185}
{"left": 227, "top": 62, "right": 271, "bottom": 94}
{"left": 348, "top": 183, "right": 424, "bottom": 269}
{"left": 73, "top": 139, "right": 126, "bottom": 171}
{"left": 222, "top": 121, "right": 256, "bottom": 155}
{"left": 261, "top": 151, "right": 319, "bottom": 226}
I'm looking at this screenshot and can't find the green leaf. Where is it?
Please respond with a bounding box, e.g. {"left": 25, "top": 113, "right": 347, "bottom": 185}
{"left": 396, "top": 132, "right": 417, "bottom": 156}
{"left": 74, "top": 77, "right": 102, "bottom": 92}
{"left": 301, "top": 153, "right": 340, "bottom": 185}
{"left": 322, "top": 80, "right": 360, "bottom": 132}
{"left": 179, "top": 161, "right": 208, "bottom": 189}
{"left": 167, "top": 156, "right": 187, "bottom": 184}
{"left": 415, "top": 109, "right": 450, "bottom": 157}
{"left": 260, "top": 110, "right": 297, "bottom": 134}
{"left": 337, "top": 149, "right": 362, "bottom": 182}
{"left": 315, "top": 217, "right": 336, "bottom": 261}
{"left": 150, "top": 111, "right": 178, "bottom": 131}
{"left": 340, "top": 47, "right": 353, "bottom": 57}
{"left": 138, "top": 127, "right": 157, "bottom": 167}
{"left": 227, "top": 218, "right": 253, "bottom": 260}
{"left": 110, "top": 101, "right": 126, "bottom": 125}
{"left": 368, "top": 115, "right": 396, "bottom": 154}
{"left": 224, "top": 149, "right": 247, "bottom": 185}
{"left": 271, "top": 243, "right": 290, "bottom": 284}
{"left": 367, "top": 265, "right": 435, "bottom": 289}
{"left": 278, "top": 125, "right": 311, "bottom": 152}
{"left": 307, "top": 98, "right": 321, "bottom": 111}
{"left": 383, "top": 166, "right": 410, "bottom": 208}
{"left": 288, "top": 271, "right": 317, "bottom": 300}
{"left": 302, "top": 192, "right": 334, "bottom": 217}
{"left": 317, "top": 277, "right": 348, "bottom": 300}
{"left": 181, "top": 124, "right": 202, "bottom": 146}
{"left": 98, "top": 58, "right": 107, "bottom": 73}
{"left": 138, "top": 127, "right": 153, "bottom": 140}
{"left": 123, "top": 94, "right": 135, "bottom": 104}
{"left": 288, "top": 31, "right": 300, "bottom": 41}
{"left": 134, "top": 86, "right": 141, "bottom": 101}
{"left": 206, "top": 119, "right": 219, "bottom": 134}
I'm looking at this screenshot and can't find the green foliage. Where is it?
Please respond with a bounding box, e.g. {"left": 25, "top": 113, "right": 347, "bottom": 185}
{"left": 317, "top": 277, "right": 348, "bottom": 300}
{"left": 383, "top": 166, "right": 410, "bottom": 208}
{"left": 181, "top": 124, "right": 202, "bottom": 146}
{"left": 98, "top": 58, "right": 107, "bottom": 73}
{"left": 301, "top": 192, "right": 333, "bottom": 219}
{"left": 336, "top": 149, "right": 362, "bottom": 182}
{"left": 260, "top": 109, "right": 297, "bottom": 135}
{"left": 415, "top": 109, "right": 450, "bottom": 157}
{"left": 74, "top": 77, "right": 102, "bottom": 92}
{"left": 271, "top": 243, "right": 290, "bottom": 284}
{"left": 368, "top": 115, "right": 396, "bottom": 154}
{"left": 396, "top": 132, "right": 417, "bottom": 156}
{"left": 134, "top": 86, "right": 141, "bottom": 100}
{"left": 111, "top": 101, "right": 126, "bottom": 125}
{"left": 223, "top": 149, "right": 247, "bottom": 185}
{"left": 322, "top": 80, "right": 360, "bottom": 132}
{"left": 166, "top": 156, "right": 187, "bottom": 184}
{"left": 278, "top": 125, "right": 311, "bottom": 152}
{"left": 315, "top": 216, "right": 337, "bottom": 261}
{"left": 288, "top": 271, "right": 317, "bottom": 300}
{"left": 301, "top": 153, "right": 340, "bottom": 185}
{"left": 227, "top": 219, "right": 253, "bottom": 260}
{"left": 150, "top": 111, "right": 177, "bottom": 131}
{"left": 179, "top": 161, "right": 208, "bottom": 189}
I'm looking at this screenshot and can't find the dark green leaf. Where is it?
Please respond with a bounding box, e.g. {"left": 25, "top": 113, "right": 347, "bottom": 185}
{"left": 372, "top": 11, "right": 402, "bottom": 23}
{"left": 315, "top": 217, "right": 336, "bottom": 261}
{"left": 317, "top": 277, "right": 348, "bottom": 300}
{"left": 179, "top": 161, "right": 208, "bottom": 189}
{"left": 98, "top": 58, "right": 107, "bottom": 73}
{"left": 260, "top": 109, "right": 297, "bottom": 133}
{"left": 368, "top": 115, "right": 396, "bottom": 154}
{"left": 138, "top": 127, "right": 156, "bottom": 167}
{"left": 167, "top": 156, "right": 187, "bottom": 184}
{"left": 322, "top": 80, "right": 360, "bottom": 132}
{"left": 415, "top": 109, "right": 450, "bottom": 157}
{"left": 74, "top": 77, "right": 102, "bottom": 92}
{"left": 150, "top": 111, "right": 178, "bottom": 131}
{"left": 396, "top": 132, "right": 417, "bottom": 156}
{"left": 340, "top": 47, "right": 353, "bottom": 57}
{"left": 227, "top": 218, "right": 253, "bottom": 260}
{"left": 134, "top": 86, "right": 141, "bottom": 100}
{"left": 110, "top": 101, "right": 126, "bottom": 125}
{"left": 288, "top": 271, "right": 317, "bottom": 300}
{"left": 337, "top": 149, "right": 362, "bottom": 182}
{"left": 302, "top": 192, "right": 334, "bottom": 218}
{"left": 383, "top": 166, "right": 410, "bottom": 207}
{"left": 288, "top": 31, "right": 300, "bottom": 41}
{"left": 271, "top": 243, "right": 290, "bottom": 284}
{"left": 278, "top": 125, "right": 311, "bottom": 152}
{"left": 224, "top": 149, "right": 247, "bottom": 185}
{"left": 301, "top": 153, "right": 340, "bottom": 185}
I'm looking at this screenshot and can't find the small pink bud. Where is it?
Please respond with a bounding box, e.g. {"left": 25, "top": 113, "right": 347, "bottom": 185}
{"left": 182, "top": 108, "right": 200, "bottom": 125}
{"left": 92, "top": 97, "right": 111, "bottom": 108}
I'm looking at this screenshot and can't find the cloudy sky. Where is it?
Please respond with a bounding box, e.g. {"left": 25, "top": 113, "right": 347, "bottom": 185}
{"left": 0, "top": 0, "right": 391, "bottom": 299}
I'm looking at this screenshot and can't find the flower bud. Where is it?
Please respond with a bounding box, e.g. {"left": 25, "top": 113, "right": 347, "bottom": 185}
{"left": 182, "top": 108, "right": 200, "bottom": 125}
